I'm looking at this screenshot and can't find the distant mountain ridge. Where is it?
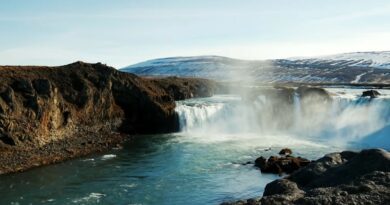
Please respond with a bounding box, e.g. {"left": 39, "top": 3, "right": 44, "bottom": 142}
{"left": 121, "top": 51, "right": 390, "bottom": 84}
{"left": 288, "top": 51, "right": 390, "bottom": 69}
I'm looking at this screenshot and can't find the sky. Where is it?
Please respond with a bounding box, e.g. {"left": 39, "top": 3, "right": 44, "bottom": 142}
{"left": 0, "top": 0, "right": 390, "bottom": 68}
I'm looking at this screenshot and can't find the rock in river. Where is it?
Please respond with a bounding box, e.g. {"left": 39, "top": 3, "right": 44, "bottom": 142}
{"left": 254, "top": 149, "right": 311, "bottom": 174}
{"left": 362, "top": 90, "right": 381, "bottom": 98}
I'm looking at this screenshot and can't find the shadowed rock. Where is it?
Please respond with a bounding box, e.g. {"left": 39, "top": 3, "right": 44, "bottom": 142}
{"left": 223, "top": 149, "right": 390, "bottom": 205}
{"left": 254, "top": 149, "right": 311, "bottom": 175}
{"left": 279, "top": 148, "right": 293, "bottom": 156}
{"left": 362, "top": 90, "right": 381, "bottom": 98}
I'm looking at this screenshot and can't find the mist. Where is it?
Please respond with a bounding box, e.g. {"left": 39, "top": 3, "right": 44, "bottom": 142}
{"left": 175, "top": 88, "right": 390, "bottom": 150}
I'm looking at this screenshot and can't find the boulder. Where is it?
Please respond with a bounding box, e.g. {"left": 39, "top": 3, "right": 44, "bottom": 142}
{"left": 279, "top": 148, "right": 293, "bottom": 156}
{"left": 263, "top": 179, "right": 303, "bottom": 196}
{"left": 254, "top": 149, "right": 311, "bottom": 174}
{"left": 362, "top": 90, "right": 381, "bottom": 98}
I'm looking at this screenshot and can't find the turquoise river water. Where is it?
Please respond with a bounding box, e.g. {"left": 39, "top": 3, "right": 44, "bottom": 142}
{"left": 1, "top": 88, "right": 390, "bottom": 205}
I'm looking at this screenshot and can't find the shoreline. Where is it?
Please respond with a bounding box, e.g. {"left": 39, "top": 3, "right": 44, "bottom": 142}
{"left": 0, "top": 130, "right": 129, "bottom": 175}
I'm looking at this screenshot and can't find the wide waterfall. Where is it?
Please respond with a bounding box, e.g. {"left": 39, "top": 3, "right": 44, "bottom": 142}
{"left": 3, "top": 87, "right": 389, "bottom": 205}
{"left": 175, "top": 88, "right": 390, "bottom": 149}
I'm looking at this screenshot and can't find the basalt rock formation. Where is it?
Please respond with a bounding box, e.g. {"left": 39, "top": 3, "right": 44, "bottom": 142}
{"left": 0, "top": 62, "right": 217, "bottom": 174}
{"left": 222, "top": 149, "right": 390, "bottom": 205}
{"left": 362, "top": 90, "right": 381, "bottom": 98}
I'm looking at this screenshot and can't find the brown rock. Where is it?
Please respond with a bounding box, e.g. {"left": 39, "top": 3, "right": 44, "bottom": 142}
{"left": 254, "top": 151, "right": 311, "bottom": 175}
{"left": 0, "top": 61, "right": 219, "bottom": 174}
{"left": 279, "top": 148, "right": 293, "bottom": 156}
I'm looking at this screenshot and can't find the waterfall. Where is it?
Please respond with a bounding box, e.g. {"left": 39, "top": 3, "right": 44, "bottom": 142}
{"left": 293, "top": 93, "right": 302, "bottom": 130}
{"left": 175, "top": 101, "right": 225, "bottom": 132}
{"left": 175, "top": 90, "right": 390, "bottom": 149}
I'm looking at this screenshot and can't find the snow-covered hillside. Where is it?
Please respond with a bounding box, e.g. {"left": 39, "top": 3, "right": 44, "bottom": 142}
{"left": 289, "top": 51, "right": 390, "bottom": 69}
{"left": 121, "top": 51, "right": 390, "bottom": 84}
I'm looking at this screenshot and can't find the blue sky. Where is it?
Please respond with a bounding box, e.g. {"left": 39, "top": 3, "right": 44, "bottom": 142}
{"left": 1, "top": 0, "right": 390, "bottom": 67}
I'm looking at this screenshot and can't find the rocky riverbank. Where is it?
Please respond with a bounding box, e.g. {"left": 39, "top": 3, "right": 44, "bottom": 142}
{"left": 0, "top": 62, "right": 218, "bottom": 174}
{"left": 222, "top": 149, "right": 390, "bottom": 205}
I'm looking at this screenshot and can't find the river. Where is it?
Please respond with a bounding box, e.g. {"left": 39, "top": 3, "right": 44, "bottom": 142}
{"left": 1, "top": 88, "right": 389, "bottom": 205}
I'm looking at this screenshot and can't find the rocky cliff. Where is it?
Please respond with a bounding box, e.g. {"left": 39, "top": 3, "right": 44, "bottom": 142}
{"left": 0, "top": 62, "right": 218, "bottom": 174}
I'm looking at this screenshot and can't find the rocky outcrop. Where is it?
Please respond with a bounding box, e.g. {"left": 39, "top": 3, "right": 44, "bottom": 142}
{"left": 296, "top": 86, "right": 331, "bottom": 100}
{"left": 0, "top": 62, "right": 217, "bottom": 174}
{"left": 279, "top": 148, "right": 293, "bottom": 156}
{"left": 222, "top": 149, "right": 390, "bottom": 205}
{"left": 254, "top": 149, "right": 311, "bottom": 175}
{"left": 362, "top": 90, "right": 381, "bottom": 98}
{"left": 255, "top": 155, "right": 311, "bottom": 175}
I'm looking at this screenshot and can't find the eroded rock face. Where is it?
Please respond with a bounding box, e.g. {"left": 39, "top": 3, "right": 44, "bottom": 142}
{"left": 0, "top": 62, "right": 218, "bottom": 174}
{"left": 223, "top": 149, "right": 390, "bottom": 205}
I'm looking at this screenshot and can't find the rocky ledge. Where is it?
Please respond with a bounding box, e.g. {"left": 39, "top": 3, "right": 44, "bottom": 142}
{"left": 223, "top": 149, "right": 390, "bottom": 205}
{"left": 0, "top": 62, "right": 218, "bottom": 174}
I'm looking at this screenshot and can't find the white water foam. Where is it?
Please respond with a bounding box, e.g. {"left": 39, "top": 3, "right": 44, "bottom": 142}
{"left": 120, "top": 183, "right": 138, "bottom": 188}
{"left": 72, "top": 193, "right": 106, "bottom": 203}
{"left": 175, "top": 91, "right": 390, "bottom": 149}
{"left": 101, "top": 154, "right": 116, "bottom": 160}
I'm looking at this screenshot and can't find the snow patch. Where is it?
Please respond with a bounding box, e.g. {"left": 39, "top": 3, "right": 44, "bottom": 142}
{"left": 351, "top": 72, "right": 367, "bottom": 83}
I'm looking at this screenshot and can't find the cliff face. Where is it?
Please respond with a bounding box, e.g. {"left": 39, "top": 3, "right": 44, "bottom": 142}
{"left": 0, "top": 62, "right": 217, "bottom": 174}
